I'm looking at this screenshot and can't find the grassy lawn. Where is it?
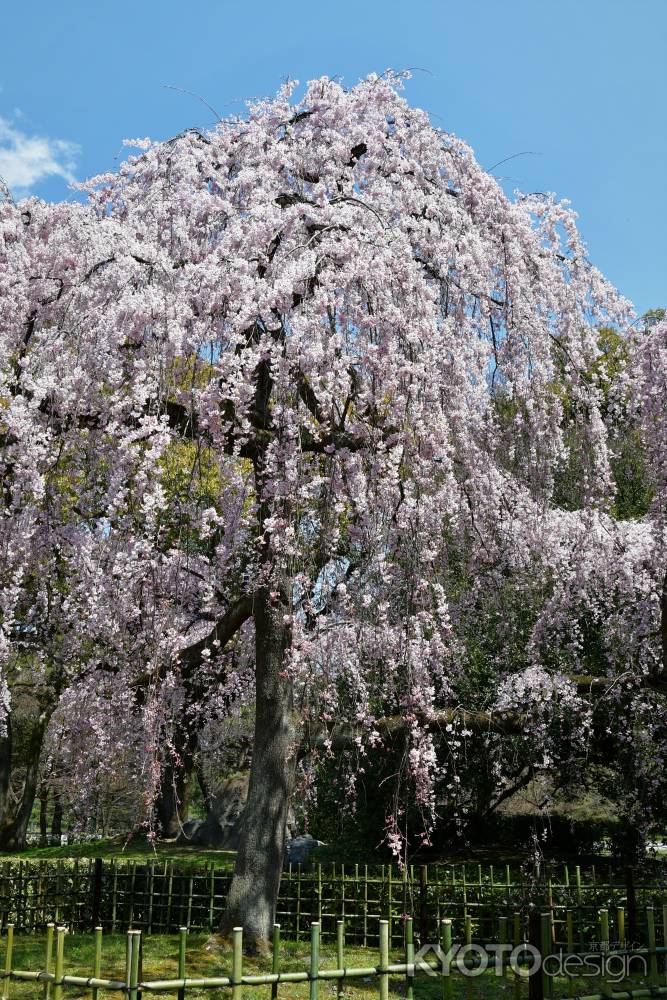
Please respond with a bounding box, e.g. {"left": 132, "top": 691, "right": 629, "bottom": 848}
{"left": 1, "top": 930, "right": 649, "bottom": 1000}
{"left": 0, "top": 839, "right": 237, "bottom": 867}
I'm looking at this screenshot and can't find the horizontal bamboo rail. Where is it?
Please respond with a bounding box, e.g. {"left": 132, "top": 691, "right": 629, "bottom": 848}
{"left": 1, "top": 905, "right": 667, "bottom": 998}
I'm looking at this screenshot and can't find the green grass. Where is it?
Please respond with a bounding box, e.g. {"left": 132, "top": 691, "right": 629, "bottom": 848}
{"left": 0, "top": 838, "right": 237, "bottom": 867}
{"left": 1, "top": 931, "right": 652, "bottom": 1000}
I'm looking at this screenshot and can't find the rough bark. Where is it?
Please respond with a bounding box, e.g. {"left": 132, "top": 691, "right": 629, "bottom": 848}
{"left": 219, "top": 587, "right": 299, "bottom": 951}
{"left": 0, "top": 717, "right": 46, "bottom": 850}
{"left": 195, "top": 757, "right": 213, "bottom": 813}
{"left": 39, "top": 786, "right": 48, "bottom": 847}
{"left": 154, "top": 756, "right": 192, "bottom": 839}
{"left": 153, "top": 720, "right": 197, "bottom": 839}
{"left": 50, "top": 792, "right": 63, "bottom": 846}
{"left": 0, "top": 722, "right": 12, "bottom": 829}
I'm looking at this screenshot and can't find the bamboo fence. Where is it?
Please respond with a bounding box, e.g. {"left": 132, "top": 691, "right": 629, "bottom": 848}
{"left": 0, "top": 860, "right": 665, "bottom": 948}
{"left": 2, "top": 906, "right": 667, "bottom": 999}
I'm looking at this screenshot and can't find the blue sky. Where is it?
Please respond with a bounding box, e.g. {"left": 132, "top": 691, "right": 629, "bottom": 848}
{"left": 1, "top": 0, "right": 665, "bottom": 314}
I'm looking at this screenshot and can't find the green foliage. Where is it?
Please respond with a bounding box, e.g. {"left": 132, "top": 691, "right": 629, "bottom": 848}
{"left": 611, "top": 429, "right": 654, "bottom": 519}
{"left": 642, "top": 308, "right": 665, "bottom": 330}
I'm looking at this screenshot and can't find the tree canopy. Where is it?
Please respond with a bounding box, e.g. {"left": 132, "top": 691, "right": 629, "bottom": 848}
{"left": 0, "top": 72, "right": 665, "bottom": 947}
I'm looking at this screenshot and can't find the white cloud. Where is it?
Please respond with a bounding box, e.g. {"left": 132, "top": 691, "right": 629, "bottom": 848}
{"left": 0, "top": 117, "right": 80, "bottom": 197}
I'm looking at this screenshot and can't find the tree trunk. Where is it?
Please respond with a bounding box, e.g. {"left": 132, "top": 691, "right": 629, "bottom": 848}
{"left": 220, "top": 587, "right": 298, "bottom": 952}
{"left": 0, "top": 717, "right": 46, "bottom": 851}
{"left": 0, "top": 722, "right": 13, "bottom": 831}
{"left": 195, "top": 757, "right": 213, "bottom": 813}
{"left": 50, "top": 791, "right": 63, "bottom": 846}
{"left": 39, "top": 786, "right": 48, "bottom": 847}
{"left": 153, "top": 721, "right": 197, "bottom": 839}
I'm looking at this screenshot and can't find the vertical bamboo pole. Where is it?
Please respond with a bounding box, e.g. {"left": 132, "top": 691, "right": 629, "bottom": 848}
{"left": 626, "top": 867, "right": 637, "bottom": 946}
{"left": 53, "top": 926, "right": 65, "bottom": 1000}
{"left": 575, "top": 866, "right": 583, "bottom": 950}
{"left": 599, "top": 908, "right": 609, "bottom": 951}
{"left": 441, "top": 918, "right": 452, "bottom": 1000}
{"left": 158, "top": 861, "right": 167, "bottom": 933}
{"left": 2, "top": 924, "right": 13, "bottom": 1000}
{"left": 165, "top": 863, "right": 174, "bottom": 932}
{"left": 128, "top": 930, "right": 140, "bottom": 1000}
{"left": 380, "top": 865, "right": 385, "bottom": 915}
{"left": 54, "top": 862, "right": 62, "bottom": 926}
{"left": 0, "top": 863, "right": 7, "bottom": 931}
{"left": 405, "top": 916, "right": 414, "bottom": 1000}
{"left": 513, "top": 912, "right": 522, "bottom": 1000}
{"left": 662, "top": 904, "right": 667, "bottom": 985}
{"left": 292, "top": 865, "right": 299, "bottom": 942}
{"left": 541, "top": 912, "right": 552, "bottom": 1000}
{"left": 462, "top": 864, "right": 468, "bottom": 921}
{"left": 271, "top": 923, "right": 281, "bottom": 1000}
{"left": 285, "top": 863, "right": 292, "bottom": 937}
{"left": 528, "top": 910, "right": 543, "bottom": 1000}
{"left": 341, "top": 864, "right": 346, "bottom": 929}
{"left": 177, "top": 926, "right": 187, "bottom": 1000}
{"left": 124, "top": 929, "right": 132, "bottom": 997}
{"left": 186, "top": 876, "right": 194, "bottom": 928}
{"left": 566, "top": 909, "right": 575, "bottom": 998}
{"left": 378, "top": 919, "right": 389, "bottom": 1000}
{"left": 419, "top": 866, "right": 428, "bottom": 945}
{"left": 616, "top": 905, "right": 625, "bottom": 949}
{"left": 147, "top": 863, "right": 154, "bottom": 935}
{"left": 128, "top": 862, "right": 137, "bottom": 928}
{"left": 489, "top": 867, "right": 495, "bottom": 941}
{"left": 402, "top": 865, "right": 409, "bottom": 941}
{"left": 16, "top": 863, "right": 22, "bottom": 933}
{"left": 599, "top": 909, "right": 610, "bottom": 998}
{"left": 91, "top": 926, "right": 102, "bottom": 1000}
{"left": 336, "top": 920, "right": 345, "bottom": 1000}
{"left": 209, "top": 865, "right": 215, "bottom": 930}
{"left": 37, "top": 863, "right": 44, "bottom": 930}
{"left": 353, "top": 865, "right": 359, "bottom": 945}
{"left": 27, "top": 862, "right": 35, "bottom": 934}
{"left": 647, "top": 907, "right": 658, "bottom": 987}
{"left": 232, "top": 926, "right": 243, "bottom": 1000}
{"left": 387, "top": 867, "right": 393, "bottom": 946}
{"left": 499, "top": 915, "right": 508, "bottom": 982}
{"left": 317, "top": 865, "right": 322, "bottom": 926}
{"left": 310, "top": 922, "right": 320, "bottom": 1000}
{"left": 465, "top": 910, "right": 473, "bottom": 1000}
{"left": 73, "top": 860, "right": 80, "bottom": 929}
{"left": 111, "top": 862, "right": 118, "bottom": 933}
{"left": 363, "top": 866, "right": 368, "bottom": 948}
{"left": 43, "top": 922, "right": 54, "bottom": 1000}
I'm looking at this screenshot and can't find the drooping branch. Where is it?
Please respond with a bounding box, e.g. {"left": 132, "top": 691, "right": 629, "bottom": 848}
{"left": 303, "top": 672, "right": 667, "bottom": 756}
{"left": 131, "top": 593, "right": 253, "bottom": 696}
{"left": 302, "top": 706, "right": 523, "bottom": 756}
{"left": 177, "top": 594, "right": 254, "bottom": 675}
